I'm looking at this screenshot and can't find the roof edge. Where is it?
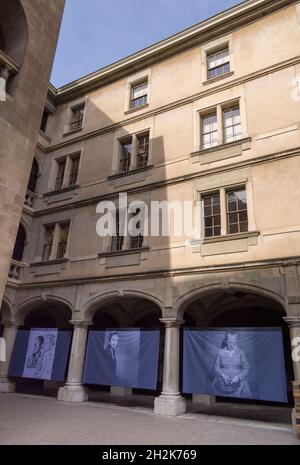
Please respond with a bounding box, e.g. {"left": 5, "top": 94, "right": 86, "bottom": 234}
{"left": 50, "top": 0, "right": 298, "bottom": 103}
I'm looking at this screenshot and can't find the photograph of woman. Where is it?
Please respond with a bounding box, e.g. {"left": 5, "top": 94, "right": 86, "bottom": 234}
{"left": 213, "top": 331, "right": 252, "bottom": 398}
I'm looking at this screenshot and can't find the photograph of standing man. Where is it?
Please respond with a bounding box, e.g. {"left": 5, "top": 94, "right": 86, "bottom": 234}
{"left": 104, "top": 331, "right": 119, "bottom": 385}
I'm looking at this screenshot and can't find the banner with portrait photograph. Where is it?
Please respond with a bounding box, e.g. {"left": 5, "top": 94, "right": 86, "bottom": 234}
{"left": 84, "top": 329, "right": 160, "bottom": 389}
{"left": 9, "top": 329, "right": 72, "bottom": 381}
{"left": 183, "top": 328, "right": 288, "bottom": 403}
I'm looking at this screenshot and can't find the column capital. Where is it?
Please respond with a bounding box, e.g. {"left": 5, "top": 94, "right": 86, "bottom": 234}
{"left": 69, "top": 320, "right": 93, "bottom": 329}
{"left": 1, "top": 320, "right": 23, "bottom": 329}
{"left": 159, "top": 318, "right": 185, "bottom": 329}
{"left": 284, "top": 316, "right": 300, "bottom": 328}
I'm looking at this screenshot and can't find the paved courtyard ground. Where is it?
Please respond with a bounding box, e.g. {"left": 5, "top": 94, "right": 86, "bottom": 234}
{"left": 0, "top": 393, "right": 298, "bottom": 445}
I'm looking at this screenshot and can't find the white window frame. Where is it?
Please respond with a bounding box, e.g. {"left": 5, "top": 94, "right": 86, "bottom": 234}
{"left": 124, "top": 69, "right": 151, "bottom": 113}
{"left": 194, "top": 98, "right": 246, "bottom": 152}
{"left": 201, "top": 35, "right": 234, "bottom": 84}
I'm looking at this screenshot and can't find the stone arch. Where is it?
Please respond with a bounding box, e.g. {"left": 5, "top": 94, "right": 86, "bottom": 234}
{"left": 15, "top": 294, "right": 73, "bottom": 327}
{"left": 0, "top": 296, "right": 13, "bottom": 322}
{"left": 83, "top": 290, "right": 164, "bottom": 323}
{"left": 0, "top": 0, "right": 28, "bottom": 64}
{"left": 175, "top": 281, "right": 286, "bottom": 320}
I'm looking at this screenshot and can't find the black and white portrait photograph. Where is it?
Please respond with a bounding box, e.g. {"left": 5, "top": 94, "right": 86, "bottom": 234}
{"left": 183, "top": 328, "right": 288, "bottom": 403}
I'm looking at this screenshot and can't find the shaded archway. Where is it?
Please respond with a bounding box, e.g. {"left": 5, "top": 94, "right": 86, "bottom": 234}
{"left": 12, "top": 299, "right": 72, "bottom": 396}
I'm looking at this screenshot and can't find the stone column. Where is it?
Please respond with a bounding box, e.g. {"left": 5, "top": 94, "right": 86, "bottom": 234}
{"left": 284, "top": 316, "right": 300, "bottom": 437}
{"left": 154, "top": 318, "right": 186, "bottom": 416}
{"left": 0, "top": 321, "right": 20, "bottom": 393}
{"left": 57, "top": 320, "right": 92, "bottom": 403}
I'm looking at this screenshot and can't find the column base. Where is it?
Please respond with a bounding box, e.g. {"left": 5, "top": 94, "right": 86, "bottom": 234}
{"left": 57, "top": 384, "right": 89, "bottom": 403}
{"left": 110, "top": 386, "right": 133, "bottom": 397}
{"left": 292, "top": 407, "right": 300, "bottom": 438}
{"left": 154, "top": 394, "right": 186, "bottom": 416}
{"left": 0, "top": 378, "right": 16, "bottom": 393}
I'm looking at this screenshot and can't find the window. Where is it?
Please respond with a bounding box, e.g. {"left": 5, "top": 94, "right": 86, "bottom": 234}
{"left": 40, "top": 109, "right": 50, "bottom": 133}
{"left": 136, "top": 133, "right": 149, "bottom": 169}
{"left": 203, "top": 193, "right": 221, "bottom": 238}
{"left": 199, "top": 102, "right": 242, "bottom": 150}
{"left": 55, "top": 159, "right": 66, "bottom": 191}
{"left": 56, "top": 223, "right": 69, "bottom": 259}
{"left": 111, "top": 210, "right": 124, "bottom": 252}
{"left": 69, "top": 156, "right": 80, "bottom": 187}
{"left": 202, "top": 186, "right": 248, "bottom": 238}
{"left": 117, "top": 131, "right": 150, "bottom": 174}
{"left": 130, "top": 209, "right": 144, "bottom": 249}
{"left": 42, "top": 223, "right": 70, "bottom": 261}
{"left": 70, "top": 104, "right": 85, "bottom": 131}
{"left": 131, "top": 81, "right": 148, "bottom": 109}
{"left": 223, "top": 106, "right": 242, "bottom": 143}
{"left": 226, "top": 188, "right": 248, "bottom": 234}
{"left": 207, "top": 47, "right": 230, "bottom": 80}
{"left": 201, "top": 113, "right": 218, "bottom": 149}
{"left": 42, "top": 226, "right": 55, "bottom": 261}
{"left": 119, "top": 139, "right": 132, "bottom": 173}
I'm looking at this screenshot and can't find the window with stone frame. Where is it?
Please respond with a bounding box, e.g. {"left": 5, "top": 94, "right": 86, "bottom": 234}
{"left": 111, "top": 210, "right": 124, "bottom": 252}
{"left": 129, "top": 208, "right": 144, "bottom": 249}
{"left": 42, "top": 225, "right": 55, "bottom": 261}
{"left": 68, "top": 156, "right": 80, "bottom": 187}
{"left": 119, "top": 139, "right": 132, "bottom": 173}
{"left": 136, "top": 133, "right": 149, "bottom": 169}
{"left": 223, "top": 105, "right": 242, "bottom": 144}
{"left": 226, "top": 188, "right": 248, "bottom": 234}
{"left": 56, "top": 223, "right": 70, "bottom": 259}
{"left": 202, "top": 192, "right": 221, "bottom": 238}
{"left": 55, "top": 159, "right": 66, "bottom": 191}
{"left": 70, "top": 104, "right": 85, "bottom": 131}
{"left": 130, "top": 81, "right": 148, "bottom": 109}
{"left": 201, "top": 112, "right": 218, "bottom": 149}
{"left": 207, "top": 46, "right": 230, "bottom": 79}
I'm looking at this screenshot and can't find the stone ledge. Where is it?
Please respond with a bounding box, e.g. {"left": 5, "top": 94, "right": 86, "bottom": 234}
{"left": 124, "top": 103, "right": 149, "bottom": 115}
{"left": 43, "top": 185, "right": 79, "bottom": 198}
{"left": 30, "top": 258, "right": 69, "bottom": 268}
{"left": 192, "top": 231, "right": 260, "bottom": 256}
{"left": 98, "top": 247, "right": 150, "bottom": 258}
{"left": 108, "top": 165, "right": 153, "bottom": 180}
{"left": 203, "top": 70, "right": 234, "bottom": 86}
{"left": 191, "top": 137, "right": 252, "bottom": 165}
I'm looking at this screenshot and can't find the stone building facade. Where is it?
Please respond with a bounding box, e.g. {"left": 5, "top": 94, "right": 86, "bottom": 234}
{"left": 1, "top": 0, "right": 300, "bottom": 434}
{"left": 0, "top": 0, "right": 65, "bottom": 304}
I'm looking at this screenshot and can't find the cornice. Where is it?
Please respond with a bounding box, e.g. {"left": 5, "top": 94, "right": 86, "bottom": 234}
{"left": 7, "top": 255, "right": 300, "bottom": 290}
{"left": 49, "top": 0, "right": 299, "bottom": 104}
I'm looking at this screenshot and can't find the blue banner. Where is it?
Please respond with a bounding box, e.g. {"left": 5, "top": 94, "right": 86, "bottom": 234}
{"left": 9, "top": 329, "right": 72, "bottom": 382}
{"left": 84, "top": 329, "right": 160, "bottom": 389}
{"left": 183, "top": 328, "right": 288, "bottom": 403}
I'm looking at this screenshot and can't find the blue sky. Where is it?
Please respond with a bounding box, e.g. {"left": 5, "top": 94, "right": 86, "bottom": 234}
{"left": 51, "top": 0, "right": 244, "bottom": 87}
